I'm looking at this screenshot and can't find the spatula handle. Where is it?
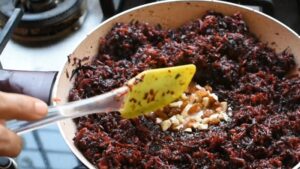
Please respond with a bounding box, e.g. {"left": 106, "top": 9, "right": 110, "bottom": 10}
{"left": 8, "top": 86, "right": 128, "bottom": 135}
{"left": 8, "top": 106, "right": 65, "bottom": 134}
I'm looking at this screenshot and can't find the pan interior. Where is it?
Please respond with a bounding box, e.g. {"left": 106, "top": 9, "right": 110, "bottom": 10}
{"left": 53, "top": 1, "right": 300, "bottom": 168}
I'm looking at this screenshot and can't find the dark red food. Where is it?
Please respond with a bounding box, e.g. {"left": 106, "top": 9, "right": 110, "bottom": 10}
{"left": 69, "top": 12, "right": 300, "bottom": 169}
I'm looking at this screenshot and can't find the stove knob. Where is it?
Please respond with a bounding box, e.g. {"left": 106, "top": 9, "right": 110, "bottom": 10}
{"left": 0, "top": 157, "right": 17, "bottom": 169}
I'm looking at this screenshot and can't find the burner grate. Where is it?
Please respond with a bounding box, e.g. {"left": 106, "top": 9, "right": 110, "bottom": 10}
{"left": 0, "top": 0, "right": 87, "bottom": 44}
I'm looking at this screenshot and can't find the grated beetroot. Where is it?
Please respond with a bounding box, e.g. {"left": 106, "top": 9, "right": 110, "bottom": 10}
{"left": 69, "top": 11, "right": 300, "bottom": 169}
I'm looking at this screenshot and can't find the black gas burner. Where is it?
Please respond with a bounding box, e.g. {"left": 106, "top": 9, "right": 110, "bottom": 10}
{"left": 15, "top": 0, "right": 57, "bottom": 13}
{"left": 0, "top": 0, "right": 87, "bottom": 44}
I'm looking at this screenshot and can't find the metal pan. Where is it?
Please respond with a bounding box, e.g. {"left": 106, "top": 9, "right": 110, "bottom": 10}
{"left": 56, "top": 1, "right": 300, "bottom": 168}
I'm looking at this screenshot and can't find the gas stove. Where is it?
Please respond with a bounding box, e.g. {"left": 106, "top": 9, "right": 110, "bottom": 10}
{"left": 0, "top": 0, "right": 299, "bottom": 169}
{"left": 0, "top": 0, "right": 87, "bottom": 44}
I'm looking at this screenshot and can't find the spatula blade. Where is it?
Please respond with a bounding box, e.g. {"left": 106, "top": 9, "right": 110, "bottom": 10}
{"left": 120, "top": 64, "right": 196, "bottom": 118}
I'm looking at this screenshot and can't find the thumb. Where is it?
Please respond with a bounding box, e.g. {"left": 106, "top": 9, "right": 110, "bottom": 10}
{"left": 0, "top": 92, "right": 48, "bottom": 121}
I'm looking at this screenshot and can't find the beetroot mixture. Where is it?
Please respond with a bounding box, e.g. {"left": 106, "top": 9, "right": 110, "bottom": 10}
{"left": 69, "top": 12, "right": 300, "bottom": 169}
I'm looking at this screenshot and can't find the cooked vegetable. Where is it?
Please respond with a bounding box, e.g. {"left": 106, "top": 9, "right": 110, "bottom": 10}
{"left": 70, "top": 11, "right": 299, "bottom": 169}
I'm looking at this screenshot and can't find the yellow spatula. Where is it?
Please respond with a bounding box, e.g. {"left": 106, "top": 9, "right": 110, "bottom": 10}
{"left": 9, "top": 64, "right": 196, "bottom": 134}
{"left": 121, "top": 64, "right": 195, "bottom": 118}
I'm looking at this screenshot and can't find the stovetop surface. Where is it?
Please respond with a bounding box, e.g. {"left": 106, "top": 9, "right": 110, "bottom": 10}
{"left": 0, "top": 0, "right": 299, "bottom": 169}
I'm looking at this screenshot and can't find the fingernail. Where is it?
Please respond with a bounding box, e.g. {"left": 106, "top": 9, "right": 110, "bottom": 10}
{"left": 34, "top": 101, "right": 48, "bottom": 116}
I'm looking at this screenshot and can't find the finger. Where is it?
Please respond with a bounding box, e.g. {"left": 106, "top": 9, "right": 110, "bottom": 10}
{"left": 0, "top": 92, "right": 48, "bottom": 120}
{"left": 0, "top": 125, "right": 22, "bottom": 157}
{"left": 0, "top": 120, "right": 5, "bottom": 126}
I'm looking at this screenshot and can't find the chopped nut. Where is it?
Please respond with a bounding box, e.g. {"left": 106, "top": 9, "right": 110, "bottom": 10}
{"left": 194, "top": 111, "right": 204, "bottom": 122}
{"left": 220, "top": 102, "right": 228, "bottom": 112}
{"left": 181, "top": 93, "right": 188, "bottom": 100}
{"left": 189, "top": 94, "right": 197, "bottom": 103}
{"left": 218, "top": 113, "right": 224, "bottom": 120}
{"left": 154, "top": 109, "right": 169, "bottom": 120}
{"left": 208, "top": 114, "right": 221, "bottom": 125}
{"left": 215, "top": 107, "right": 223, "bottom": 112}
{"left": 168, "top": 107, "right": 182, "bottom": 116}
{"left": 202, "top": 97, "right": 210, "bottom": 107}
{"left": 204, "top": 85, "right": 212, "bottom": 92}
{"left": 169, "top": 101, "right": 183, "bottom": 107}
{"left": 195, "top": 90, "right": 208, "bottom": 98}
{"left": 176, "top": 114, "right": 185, "bottom": 123}
{"left": 195, "top": 84, "right": 205, "bottom": 90}
{"left": 188, "top": 103, "right": 201, "bottom": 115}
{"left": 202, "top": 117, "right": 210, "bottom": 124}
{"left": 182, "top": 103, "right": 193, "bottom": 116}
{"left": 156, "top": 117, "right": 163, "bottom": 124}
{"left": 203, "top": 109, "right": 214, "bottom": 118}
{"left": 197, "top": 123, "right": 208, "bottom": 130}
{"left": 174, "top": 124, "right": 184, "bottom": 130}
{"left": 192, "top": 122, "right": 200, "bottom": 128}
{"left": 220, "top": 112, "right": 230, "bottom": 121}
{"left": 180, "top": 100, "right": 189, "bottom": 109}
{"left": 209, "top": 118, "right": 220, "bottom": 125}
{"left": 209, "top": 93, "right": 218, "bottom": 101}
{"left": 185, "top": 119, "right": 197, "bottom": 128}
{"left": 151, "top": 83, "right": 230, "bottom": 132}
{"left": 170, "top": 115, "right": 180, "bottom": 126}
{"left": 161, "top": 120, "right": 172, "bottom": 131}
{"left": 184, "top": 128, "right": 192, "bottom": 132}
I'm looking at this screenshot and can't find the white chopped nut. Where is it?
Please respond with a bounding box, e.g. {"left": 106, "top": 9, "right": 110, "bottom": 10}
{"left": 192, "top": 122, "right": 200, "bottom": 128}
{"left": 218, "top": 112, "right": 224, "bottom": 120}
{"left": 202, "top": 97, "right": 210, "bottom": 107}
{"left": 170, "top": 115, "right": 180, "bottom": 126}
{"left": 189, "top": 117, "right": 198, "bottom": 123}
{"left": 203, "top": 109, "right": 214, "bottom": 118}
{"left": 193, "top": 123, "right": 208, "bottom": 130}
{"left": 202, "top": 117, "right": 210, "bottom": 124}
{"left": 156, "top": 117, "right": 163, "bottom": 124}
{"left": 161, "top": 120, "right": 172, "bottom": 131}
{"left": 184, "top": 128, "right": 192, "bottom": 132}
{"left": 189, "top": 93, "right": 197, "bottom": 103}
{"left": 209, "top": 113, "right": 219, "bottom": 119}
{"left": 181, "top": 93, "right": 188, "bottom": 100}
{"left": 220, "top": 112, "right": 230, "bottom": 121}
{"left": 209, "top": 93, "right": 219, "bottom": 101}
{"left": 174, "top": 124, "right": 184, "bottom": 130}
{"left": 208, "top": 114, "right": 220, "bottom": 124}
{"left": 197, "top": 123, "right": 208, "bottom": 130}
{"left": 169, "top": 101, "right": 183, "bottom": 107}
{"left": 176, "top": 114, "right": 185, "bottom": 123}
{"left": 195, "top": 84, "right": 205, "bottom": 90}
{"left": 182, "top": 103, "right": 193, "bottom": 116}
{"left": 193, "top": 111, "right": 204, "bottom": 122}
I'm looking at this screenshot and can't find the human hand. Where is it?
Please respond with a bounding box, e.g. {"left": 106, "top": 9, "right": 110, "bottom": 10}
{"left": 0, "top": 92, "right": 47, "bottom": 157}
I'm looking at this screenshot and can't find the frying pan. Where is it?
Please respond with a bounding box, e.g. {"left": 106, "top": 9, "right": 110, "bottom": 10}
{"left": 0, "top": 0, "right": 299, "bottom": 168}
